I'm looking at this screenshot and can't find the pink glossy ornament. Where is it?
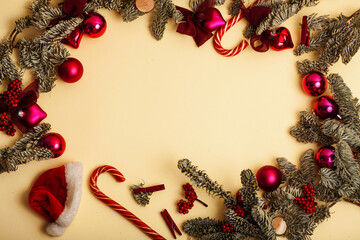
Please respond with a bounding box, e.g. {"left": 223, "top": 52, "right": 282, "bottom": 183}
{"left": 57, "top": 58, "right": 83, "bottom": 83}
{"left": 315, "top": 147, "right": 335, "bottom": 169}
{"left": 268, "top": 27, "right": 294, "bottom": 51}
{"left": 302, "top": 71, "right": 327, "bottom": 96}
{"left": 256, "top": 165, "right": 282, "bottom": 192}
{"left": 82, "top": 13, "right": 107, "bottom": 38}
{"left": 40, "top": 133, "right": 66, "bottom": 158}
{"left": 61, "top": 26, "right": 83, "bottom": 49}
{"left": 18, "top": 103, "right": 47, "bottom": 129}
{"left": 201, "top": 8, "right": 226, "bottom": 32}
{"left": 314, "top": 96, "right": 339, "bottom": 120}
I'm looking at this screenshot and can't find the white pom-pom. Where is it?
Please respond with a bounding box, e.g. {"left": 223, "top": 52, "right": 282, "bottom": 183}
{"left": 46, "top": 223, "right": 66, "bottom": 237}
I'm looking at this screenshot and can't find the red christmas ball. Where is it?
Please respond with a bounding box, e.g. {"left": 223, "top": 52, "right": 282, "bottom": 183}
{"left": 40, "top": 133, "right": 66, "bottom": 158}
{"left": 82, "top": 13, "right": 107, "bottom": 38}
{"left": 302, "top": 71, "right": 327, "bottom": 96}
{"left": 315, "top": 146, "right": 335, "bottom": 169}
{"left": 314, "top": 96, "right": 339, "bottom": 120}
{"left": 256, "top": 165, "right": 282, "bottom": 192}
{"left": 58, "top": 58, "right": 83, "bottom": 83}
{"left": 268, "top": 27, "right": 294, "bottom": 51}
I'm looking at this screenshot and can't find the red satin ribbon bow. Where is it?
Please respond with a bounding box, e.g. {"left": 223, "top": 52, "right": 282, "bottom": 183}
{"left": 176, "top": 0, "right": 226, "bottom": 47}
{"left": 0, "top": 80, "right": 41, "bottom": 133}
{"left": 62, "top": 0, "right": 88, "bottom": 17}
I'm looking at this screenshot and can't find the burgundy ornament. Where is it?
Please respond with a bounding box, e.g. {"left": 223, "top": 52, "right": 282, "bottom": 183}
{"left": 40, "top": 133, "right": 66, "bottom": 158}
{"left": 315, "top": 147, "right": 335, "bottom": 169}
{"left": 61, "top": 26, "right": 83, "bottom": 49}
{"left": 82, "top": 13, "right": 107, "bottom": 38}
{"left": 18, "top": 103, "right": 47, "bottom": 130}
{"left": 256, "top": 165, "right": 282, "bottom": 192}
{"left": 314, "top": 96, "right": 339, "bottom": 120}
{"left": 302, "top": 71, "right": 327, "bottom": 96}
{"left": 268, "top": 27, "right": 294, "bottom": 51}
{"left": 62, "top": 0, "right": 87, "bottom": 17}
{"left": 58, "top": 58, "right": 83, "bottom": 83}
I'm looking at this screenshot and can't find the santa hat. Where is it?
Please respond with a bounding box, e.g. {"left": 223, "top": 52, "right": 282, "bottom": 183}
{"left": 29, "top": 162, "right": 83, "bottom": 237}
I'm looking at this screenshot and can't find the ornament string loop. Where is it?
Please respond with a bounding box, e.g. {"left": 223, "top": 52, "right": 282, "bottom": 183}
{"left": 89, "top": 165, "right": 166, "bottom": 240}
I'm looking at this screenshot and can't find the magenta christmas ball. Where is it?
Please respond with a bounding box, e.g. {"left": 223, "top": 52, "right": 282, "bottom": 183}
{"left": 82, "top": 13, "right": 107, "bottom": 38}
{"left": 314, "top": 96, "right": 339, "bottom": 120}
{"left": 315, "top": 147, "right": 335, "bottom": 169}
{"left": 58, "top": 58, "right": 83, "bottom": 83}
{"left": 40, "top": 133, "right": 66, "bottom": 158}
{"left": 302, "top": 71, "right": 327, "bottom": 96}
{"left": 256, "top": 165, "right": 282, "bottom": 192}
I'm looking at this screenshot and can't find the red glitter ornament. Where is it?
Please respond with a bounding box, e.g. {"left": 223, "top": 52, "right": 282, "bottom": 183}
{"left": 82, "top": 13, "right": 107, "bottom": 38}
{"left": 58, "top": 58, "right": 83, "bottom": 83}
{"left": 256, "top": 165, "right": 282, "bottom": 192}
{"left": 315, "top": 146, "right": 335, "bottom": 169}
{"left": 40, "top": 133, "right": 66, "bottom": 158}
{"left": 302, "top": 71, "right": 327, "bottom": 96}
{"left": 314, "top": 96, "right": 339, "bottom": 120}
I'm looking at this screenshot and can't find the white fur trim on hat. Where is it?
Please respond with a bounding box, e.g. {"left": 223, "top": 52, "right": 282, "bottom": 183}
{"left": 46, "top": 162, "right": 83, "bottom": 237}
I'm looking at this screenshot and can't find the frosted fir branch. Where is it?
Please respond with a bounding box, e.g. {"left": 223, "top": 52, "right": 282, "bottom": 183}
{"left": 251, "top": 205, "right": 276, "bottom": 240}
{"left": 312, "top": 205, "right": 331, "bottom": 224}
{"left": 314, "top": 184, "right": 342, "bottom": 203}
{"left": 225, "top": 209, "right": 260, "bottom": 237}
{"left": 334, "top": 140, "right": 360, "bottom": 197}
{"left": 122, "top": 0, "right": 145, "bottom": 22}
{"left": 35, "top": 18, "right": 83, "bottom": 44}
{"left": 29, "top": 0, "right": 50, "bottom": 13}
{"left": 341, "top": 28, "right": 360, "bottom": 64}
{"left": 299, "top": 149, "right": 316, "bottom": 184}
{"left": 282, "top": 205, "right": 316, "bottom": 240}
{"left": 306, "top": 13, "right": 329, "bottom": 31}
{"left": 290, "top": 111, "right": 333, "bottom": 145}
{"left": 319, "top": 168, "right": 341, "bottom": 190}
{"left": 239, "top": 169, "right": 259, "bottom": 212}
{"left": 131, "top": 184, "right": 152, "bottom": 206}
{"left": 296, "top": 59, "right": 328, "bottom": 74}
{"left": 85, "top": 0, "right": 125, "bottom": 11}
{"left": 13, "top": 16, "right": 32, "bottom": 34}
{"left": 322, "top": 120, "right": 360, "bottom": 151}
{"left": 0, "top": 39, "right": 22, "bottom": 84}
{"left": 31, "top": 6, "right": 64, "bottom": 30}
{"left": 264, "top": 185, "right": 302, "bottom": 211}
{"left": 255, "top": 0, "right": 319, "bottom": 36}
{"left": 178, "top": 159, "right": 236, "bottom": 208}
{"left": 183, "top": 217, "right": 224, "bottom": 238}
{"left": 327, "top": 74, "right": 360, "bottom": 132}
{"left": 12, "top": 123, "right": 51, "bottom": 151}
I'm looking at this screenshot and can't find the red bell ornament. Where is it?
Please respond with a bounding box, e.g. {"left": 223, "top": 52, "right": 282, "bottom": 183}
{"left": 58, "top": 58, "right": 83, "bottom": 83}
{"left": 314, "top": 96, "right": 339, "bottom": 120}
{"left": 256, "top": 165, "right": 282, "bottom": 192}
{"left": 61, "top": 26, "right": 83, "bottom": 49}
{"left": 302, "top": 71, "right": 327, "bottom": 96}
{"left": 268, "top": 27, "right": 294, "bottom": 51}
{"left": 82, "top": 13, "right": 107, "bottom": 38}
{"left": 40, "top": 133, "right": 66, "bottom": 158}
{"left": 18, "top": 103, "right": 47, "bottom": 129}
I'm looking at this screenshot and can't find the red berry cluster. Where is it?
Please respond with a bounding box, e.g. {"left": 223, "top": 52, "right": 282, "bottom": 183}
{"left": 233, "top": 205, "right": 246, "bottom": 217}
{"left": 177, "top": 183, "right": 197, "bottom": 214}
{"left": 0, "top": 112, "right": 15, "bottom": 136}
{"left": 295, "top": 184, "right": 316, "bottom": 214}
{"left": 221, "top": 222, "right": 234, "bottom": 233}
{"left": 3, "top": 80, "right": 22, "bottom": 108}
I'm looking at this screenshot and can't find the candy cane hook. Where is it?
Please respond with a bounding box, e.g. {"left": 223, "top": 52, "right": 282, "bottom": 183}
{"left": 90, "top": 165, "right": 166, "bottom": 240}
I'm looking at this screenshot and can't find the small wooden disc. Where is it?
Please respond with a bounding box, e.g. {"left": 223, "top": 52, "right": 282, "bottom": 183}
{"left": 273, "top": 217, "right": 287, "bottom": 235}
{"left": 135, "top": 0, "right": 155, "bottom": 13}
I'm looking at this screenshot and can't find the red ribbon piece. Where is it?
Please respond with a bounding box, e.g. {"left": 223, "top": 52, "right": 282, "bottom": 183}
{"left": 301, "top": 16, "right": 310, "bottom": 46}
{"left": 62, "top": 0, "right": 87, "bottom": 17}
{"left": 132, "top": 184, "right": 165, "bottom": 194}
{"left": 176, "top": 0, "right": 226, "bottom": 47}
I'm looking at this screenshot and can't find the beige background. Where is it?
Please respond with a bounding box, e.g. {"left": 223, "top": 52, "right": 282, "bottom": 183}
{"left": 1, "top": 0, "right": 360, "bottom": 239}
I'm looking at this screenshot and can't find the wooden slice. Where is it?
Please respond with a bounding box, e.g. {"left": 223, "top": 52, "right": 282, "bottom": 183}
{"left": 135, "top": 0, "right": 155, "bottom": 13}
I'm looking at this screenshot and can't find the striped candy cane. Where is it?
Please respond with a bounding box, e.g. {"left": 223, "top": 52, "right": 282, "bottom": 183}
{"left": 90, "top": 165, "right": 166, "bottom": 240}
{"left": 213, "top": 11, "right": 249, "bottom": 57}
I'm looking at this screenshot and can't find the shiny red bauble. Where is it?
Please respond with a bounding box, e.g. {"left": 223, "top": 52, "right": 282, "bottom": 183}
{"left": 57, "top": 58, "right": 83, "bottom": 83}
{"left": 302, "top": 71, "right": 327, "bottom": 96}
{"left": 315, "top": 146, "right": 335, "bottom": 169}
{"left": 256, "top": 165, "right": 282, "bottom": 192}
{"left": 18, "top": 103, "right": 47, "bottom": 130}
{"left": 40, "top": 133, "right": 66, "bottom": 158}
{"left": 314, "top": 96, "right": 339, "bottom": 120}
{"left": 61, "top": 26, "right": 83, "bottom": 49}
{"left": 82, "top": 13, "right": 107, "bottom": 38}
{"left": 269, "top": 27, "right": 294, "bottom": 51}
